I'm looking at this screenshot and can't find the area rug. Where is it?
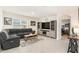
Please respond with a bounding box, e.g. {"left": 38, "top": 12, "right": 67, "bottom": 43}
{"left": 20, "top": 37, "right": 43, "bottom": 47}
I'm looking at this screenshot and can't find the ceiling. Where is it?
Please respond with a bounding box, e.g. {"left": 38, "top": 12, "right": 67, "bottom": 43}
{"left": 0, "top": 6, "right": 78, "bottom": 17}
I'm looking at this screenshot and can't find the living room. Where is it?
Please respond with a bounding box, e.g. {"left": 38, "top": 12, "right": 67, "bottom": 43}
{"left": 0, "top": 6, "right": 79, "bottom": 53}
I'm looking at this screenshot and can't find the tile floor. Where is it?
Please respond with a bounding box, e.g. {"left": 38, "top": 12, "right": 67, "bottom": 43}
{"left": 0, "top": 35, "right": 77, "bottom": 53}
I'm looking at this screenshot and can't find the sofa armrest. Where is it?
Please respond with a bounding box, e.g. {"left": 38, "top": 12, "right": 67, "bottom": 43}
{"left": 1, "top": 36, "right": 20, "bottom": 44}
{"left": 4, "top": 37, "right": 20, "bottom": 43}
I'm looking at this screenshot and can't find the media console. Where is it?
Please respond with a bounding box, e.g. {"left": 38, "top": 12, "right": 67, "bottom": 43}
{"left": 40, "top": 29, "right": 49, "bottom": 36}
{"left": 37, "top": 20, "right": 57, "bottom": 39}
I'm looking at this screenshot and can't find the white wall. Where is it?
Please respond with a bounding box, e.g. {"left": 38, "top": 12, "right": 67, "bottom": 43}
{"left": 38, "top": 16, "right": 56, "bottom": 22}
{"left": 0, "top": 8, "right": 3, "bottom": 32}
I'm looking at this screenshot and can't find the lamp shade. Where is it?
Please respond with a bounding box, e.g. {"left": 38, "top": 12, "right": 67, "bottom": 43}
{"left": 73, "top": 27, "right": 79, "bottom": 35}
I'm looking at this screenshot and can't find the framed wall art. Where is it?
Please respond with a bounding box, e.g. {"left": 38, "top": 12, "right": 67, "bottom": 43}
{"left": 30, "top": 21, "right": 36, "bottom": 26}
{"left": 4, "top": 17, "right": 12, "bottom": 25}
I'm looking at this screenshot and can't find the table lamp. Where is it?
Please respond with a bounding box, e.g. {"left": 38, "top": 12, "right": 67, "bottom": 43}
{"left": 72, "top": 27, "right": 79, "bottom": 36}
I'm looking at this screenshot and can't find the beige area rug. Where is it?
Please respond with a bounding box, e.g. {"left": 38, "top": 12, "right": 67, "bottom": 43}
{"left": 20, "top": 37, "right": 43, "bottom": 47}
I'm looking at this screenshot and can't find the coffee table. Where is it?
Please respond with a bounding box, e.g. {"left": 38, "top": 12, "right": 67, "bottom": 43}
{"left": 24, "top": 34, "right": 38, "bottom": 41}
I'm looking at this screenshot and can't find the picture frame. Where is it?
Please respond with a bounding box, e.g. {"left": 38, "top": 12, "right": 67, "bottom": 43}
{"left": 4, "top": 17, "right": 12, "bottom": 25}
{"left": 30, "top": 21, "right": 36, "bottom": 26}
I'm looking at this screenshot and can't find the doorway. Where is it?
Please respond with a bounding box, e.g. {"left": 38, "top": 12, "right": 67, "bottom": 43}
{"left": 61, "top": 19, "right": 70, "bottom": 40}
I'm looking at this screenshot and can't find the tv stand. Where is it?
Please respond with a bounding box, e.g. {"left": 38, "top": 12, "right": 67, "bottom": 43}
{"left": 40, "top": 29, "right": 50, "bottom": 37}
{"left": 37, "top": 20, "right": 57, "bottom": 39}
{"left": 43, "top": 31, "right": 46, "bottom": 36}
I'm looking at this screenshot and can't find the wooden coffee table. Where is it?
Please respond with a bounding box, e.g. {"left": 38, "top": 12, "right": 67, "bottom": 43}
{"left": 24, "top": 34, "right": 38, "bottom": 41}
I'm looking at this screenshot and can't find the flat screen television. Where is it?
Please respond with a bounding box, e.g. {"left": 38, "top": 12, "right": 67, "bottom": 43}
{"left": 42, "top": 22, "right": 50, "bottom": 29}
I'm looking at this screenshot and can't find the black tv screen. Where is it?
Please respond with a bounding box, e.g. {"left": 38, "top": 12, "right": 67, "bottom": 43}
{"left": 42, "top": 22, "right": 50, "bottom": 29}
